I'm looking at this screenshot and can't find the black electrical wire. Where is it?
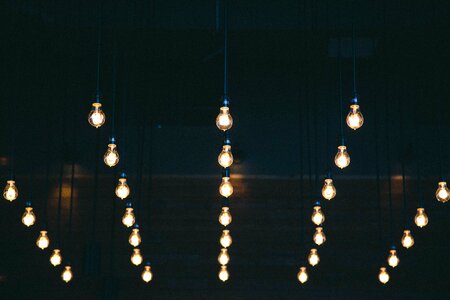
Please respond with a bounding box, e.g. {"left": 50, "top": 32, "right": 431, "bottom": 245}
{"left": 91, "top": 130, "right": 100, "bottom": 239}
{"left": 223, "top": 0, "right": 228, "bottom": 98}
{"left": 95, "top": 0, "right": 103, "bottom": 99}
{"left": 351, "top": 1, "right": 357, "bottom": 98}
{"left": 111, "top": 39, "right": 117, "bottom": 139}
{"left": 338, "top": 41, "right": 345, "bottom": 146}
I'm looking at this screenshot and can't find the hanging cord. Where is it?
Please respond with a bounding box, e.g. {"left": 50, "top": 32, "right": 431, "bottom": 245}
{"left": 95, "top": 0, "right": 103, "bottom": 100}
{"left": 338, "top": 39, "right": 345, "bottom": 145}
{"left": 351, "top": 1, "right": 357, "bottom": 98}
{"left": 111, "top": 30, "right": 117, "bottom": 138}
{"left": 374, "top": 87, "right": 383, "bottom": 252}
{"left": 385, "top": 90, "right": 394, "bottom": 246}
{"left": 223, "top": 0, "right": 228, "bottom": 98}
{"left": 415, "top": 98, "right": 424, "bottom": 208}
{"left": 399, "top": 101, "right": 408, "bottom": 228}
{"left": 92, "top": 130, "right": 100, "bottom": 239}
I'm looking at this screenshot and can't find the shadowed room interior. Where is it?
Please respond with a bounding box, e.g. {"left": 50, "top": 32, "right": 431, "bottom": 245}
{"left": 0, "top": 0, "right": 450, "bottom": 299}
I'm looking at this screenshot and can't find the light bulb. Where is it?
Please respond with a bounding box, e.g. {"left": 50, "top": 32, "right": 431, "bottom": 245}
{"left": 131, "top": 248, "right": 143, "bottom": 266}
{"left": 219, "top": 265, "right": 229, "bottom": 282}
{"left": 216, "top": 107, "right": 233, "bottom": 131}
{"left": 308, "top": 249, "right": 320, "bottom": 267}
{"left": 311, "top": 205, "right": 325, "bottom": 226}
{"left": 321, "top": 178, "right": 336, "bottom": 200}
{"left": 218, "top": 145, "right": 234, "bottom": 168}
{"left": 435, "top": 181, "right": 450, "bottom": 203}
{"left": 88, "top": 102, "right": 105, "bottom": 128}
{"left": 401, "top": 229, "right": 414, "bottom": 249}
{"left": 414, "top": 208, "right": 428, "bottom": 228}
{"left": 387, "top": 249, "right": 400, "bottom": 268}
{"left": 115, "top": 178, "right": 130, "bottom": 200}
{"left": 218, "top": 248, "right": 230, "bottom": 265}
{"left": 22, "top": 205, "right": 36, "bottom": 227}
{"left": 61, "top": 266, "right": 73, "bottom": 283}
{"left": 378, "top": 267, "right": 389, "bottom": 284}
{"left": 313, "top": 227, "right": 326, "bottom": 246}
{"left": 219, "top": 207, "right": 232, "bottom": 226}
{"left": 334, "top": 145, "right": 350, "bottom": 169}
{"left": 219, "top": 177, "right": 233, "bottom": 198}
{"left": 346, "top": 104, "right": 364, "bottom": 130}
{"left": 36, "top": 230, "right": 50, "bottom": 250}
{"left": 129, "top": 227, "right": 142, "bottom": 247}
{"left": 122, "top": 207, "right": 135, "bottom": 228}
{"left": 220, "top": 230, "right": 233, "bottom": 248}
{"left": 142, "top": 265, "right": 153, "bottom": 282}
{"left": 104, "top": 143, "right": 119, "bottom": 167}
{"left": 297, "top": 267, "right": 308, "bottom": 284}
{"left": 3, "top": 180, "right": 18, "bottom": 201}
{"left": 50, "top": 249, "right": 62, "bottom": 266}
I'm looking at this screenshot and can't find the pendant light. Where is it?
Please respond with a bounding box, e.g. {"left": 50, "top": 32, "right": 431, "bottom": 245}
{"left": 311, "top": 202, "right": 325, "bottom": 226}
{"left": 22, "top": 201, "right": 36, "bottom": 227}
{"left": 122, "top": 202, "right": 136, "bottom": 228}
{"left": 36, "top": 230, "right": 50, "bottom": 250}
{"left": 308, "top": 249, "right": 320, "bottom": 267}
{"left": 435, "top": 96, "right": 448, "bottom": 203}
{"left": 218, "top": 265, "right": 229, "bottom": 282}
{"left": 129, "top": 224, "right": 142, "bottom": 247}
{"left": 142, "top": 263, "right": 153, "bottom": 283}
{"left": 378, "top": 267, "right": 389, "bottom": 284}
{"left": 88, "top": 1, "right": 106, "bottom": 128}
{"left": 61, "top": 265, "right": 73, "bottom": 283}
{"left": 313, "top": 227, "right": 326, "bottom": 246}
{"left": 3, "top": 180, "right": 18, "bottom": 202}
{"left": 131, "top": 248, "right": 143, "bottom": 266}
{"left": 218, "top": 248, "right": 230, "bottom": 266}
{"left": 220, "top": 229, "right": 232, "bottom": 248}
{"left": 346, "top": 6, "right": 364, "bottom": 130}
{"left": 219, "top": 206, "right": 232, "bottom": 226}
{"left": 401, "top": 229, "right": 414, "bottom": 249}
{"left": 414, "top": 129, "right": 429, "bottom": 228}
{"left": 50, "top": 249, "right": 62, "bottom": 266}
{"left": 321, "top": 175, "right": 336, "bottom": 200}
{"left": 297, "top": 267, "right": 308, "bottom": 284}
{"left": 4, "top": 122, "right": 18, "bottom": 202}
{"left": 387, "top": 247, "right": 400, "bottom": 268}
{"left": 116, "top": 172, "right": 131, "bottom": 199}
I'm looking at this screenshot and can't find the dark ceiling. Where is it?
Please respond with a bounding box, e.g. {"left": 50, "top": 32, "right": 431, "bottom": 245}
{"left": 1, "top": 0, "right": 450, "bottom": 299}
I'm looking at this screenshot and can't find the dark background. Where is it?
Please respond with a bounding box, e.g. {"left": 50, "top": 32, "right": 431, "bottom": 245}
{"left": 0, "top": 0, "right": 450, "bottom": 299}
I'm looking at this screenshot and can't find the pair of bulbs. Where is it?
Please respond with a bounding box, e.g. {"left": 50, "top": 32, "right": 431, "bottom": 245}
{"left": 3, "top": 180, "right": 18, "bottom": 201}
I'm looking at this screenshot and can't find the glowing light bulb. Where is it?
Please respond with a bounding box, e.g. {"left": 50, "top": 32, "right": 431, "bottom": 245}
{"left": 61, "top": 266, "right": 73, "bottom": 283}
{"left": 216, "top": 107, "right": 233, "bottom": 131}
{"left": 308, "top": 249, "right": 320, "bottom": 267}
{"left": 218, "top": 145, "right": 234, "bottom": 168}
{"left": 387, "top": 249, "right": 399, "bottom": 268}
{"left": 414, "top": 208, "right": 428, "bottom": 228}
{"left": 220, "top": 230, "right": 233, "bottom": 248}
{"left": 3, "top": 180, "right": 18, "bottom": 201}
{"left": 321, "top": 178, "right": 336, "bottom": 200}
{"left": 335, "top": 145, "right": 350, "bottom": 169}
{"left": 131, "top": 248, "right": 143, "bottom": 266}
{"left": 115, "top": 177, "right": 130, "bottom": 200}
{"left": 218, "top": 248, "right": 230, "bottom": 265}
{"left": 401, "top": 230, "right": 414, "bottom": 249}
{"left": 104, "top": 143, "right": 119, "bottom": 167}
{"left": 311, "top": 205, "right": 325, "bottom": 226}
{"left": 313, "top": 227, "right": 326, "bottom": 246}
{"left": 219, "top": 177, "right": 233, "bottom": 198}
{"left": 129, "top": 227, "right": 142, "bottom": 247}
{"left": 435, "top": 181, "right": 450, "bottom": 203}
{"left": 22, "top": 204, "right": 36, "bottom": 227}
{"left": 50, "top": 249, "right": 62, "bottom": 266}
{"left": 88, "top": 102, "right": 105, "bottom": 128}
{"left": 297, "top": 267, "right": 308, "bottom": 284}
{"left": 142, "top": 264, "right": 153, "bottom": 283}
{"left": 219, "top": 265, "right": 229, "bottom": 282}
{"left": 378, "top": 267, "right": 389, "bottom": 284}
{"left": 36, "top": 230, "right": 50, "bottom": 250}
{"left": 219, "top": 207, "right": 232, "bottom": 226}
{"left": 122, "top": 207, "right": 135, "bottom": 228}
{"left": 346, "top": 104, "right": 364, "bottom": 130}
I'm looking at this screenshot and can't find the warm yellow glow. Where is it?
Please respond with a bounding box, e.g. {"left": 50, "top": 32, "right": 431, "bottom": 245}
{"left": 50, "top": 249, "right": 62, "bottom": 266}
{"left": 22, "top": 206, "right": 36, "bottom": 227}
{"left": 414, "top": 208, "right": 429, "bottom": 228}
{"left": 321, "top": 179, "right": 336, "bottom": 200}
{"left": 129, "top": 228, "right": 142, "bottom": 247}
{"left": 378, "top": 267, "right": 389, "bottom": 284}
{"left": 122, "top": 208, "right": 136, "bottom": 228}
{"left": 88, "top": 102, "right": 106, "bottom": 128}
{"left": 3, "top": 180, "right": 18, "bottom": 201}
{"left": 218, "top": 145, "right": 234, "bottom": 168}
{"left": 131, "top": 248, "right": 143, "bottom": 266}
{"left": 311, "top": 206, "right": 325, "bottom": 226}
{"left": 334, "top": 145, "right": 350, "bottom": 169}
{"left": 435, "top": 182, "right": 450, "bottom": 203}
{"left": 220, "top": 230, "right": 233, "bottom": 248}
{"left": 401, "top": 230, "right": 414, "bottom": 249}
{"left": 387, "top": 249, "right": 399, "bottom": 268}
{"left": 219, "top": 177, "right": 233, "bottom": 198}
{"left": 142, "top": 265, "right": 153, "bottom": 282}
{"left": 219, "top": 207, "right": 232, "bottom": 226}
{"left": 36, "top": 230, "right": 50, "bottom": 250}
{"left": 104, "top": 143, "right": 120, "bottom": 167}
{"left": 115, "top": 178, "right": 130, "bottom": 200}
{"left": 219, "top": 265, "right": 229, "bottom": 282}
{"left": 218, "top": 248, "right": 230, "bottom": 265}
{"left": 346, "top": 104, "right": 364, "bottom": 130}
{"left": 297, "top": 267, "right": 308, "bottom": 284}
{"left": 308, "top": 249, "right": 320, "bottom": 267}
{"left": 313, "top": 227, "right": 326, "bottom": 246}
{"left": 216, "top": 107, "right": 233, "bottom": 131}
{"left": 61, "top": 266, "right": 73, "bottom": 283}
